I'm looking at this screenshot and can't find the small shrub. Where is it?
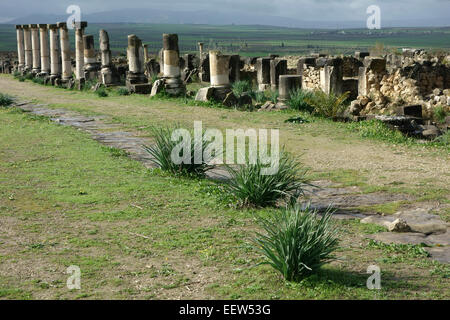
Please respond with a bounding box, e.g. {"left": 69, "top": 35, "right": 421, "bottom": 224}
{"left": 433, "top": 106, "right": 447, "bottom": 124}
{"left": 96, "top": 87, "right": 108, "bottom": 97}
{"left": 232, "top": 80, "right": 253, "bottom": 98}
{"left": 434, "top": 130, "right": 450, "bottom": 146}
{"left": 348, "top": 119, "right": 411, "bottom": 144}
{"left": 0, "top": 93, "right": 14, "bottom": 107}
{"left": 224, "top": 151, "right": 307, "bottom": 207}
{"left": 117, "top": 87, "right": 130, "bottom": 96}
{"left": 24, "top": 73, "right": 34, "bottom": 80}
{"left": 32, "top": 77, "right": 44, "bottom": 85}
{"left": 254, "top": 204, "right": 339, "bottom": 282}
{"left": 18, "top": 76, "right": 25, "bottom": 82}
{"left": 305, "top": 90, "right": 350, "bottom": 118}
{"left": 144, "top": 125, "right": 216, "bottom": 177}
{"left": 287, "top": 89, "right": 314, "bottom": 112}
{"left": 13, "top": 71, "right": 20, "bottom": 78}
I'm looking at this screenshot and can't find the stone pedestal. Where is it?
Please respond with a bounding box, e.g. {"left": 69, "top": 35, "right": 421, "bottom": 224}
{"left": 16, "top": 25, "right": 25, "bottom": 72}
{"left": 270, "top": 58, "right": 287, "bottom": 90}
{"left": 22, "top": 25, "right": 32, "bottom": 72}
{"left": 99, "top": 29, "right": 119, "bottom": 86}
{"left": 48, "top": 24, "right": 61, "bottom": 84}
{"left": 256, "top": 57, "right": 271, "bottom": 91}
{"left": 29, "top": 24, "right": 40, "bottom": 74}
{"left": 320, "top": 58, "right": 344, "bottom": 95}
{"left": 278, "top": 75, "right": 302, "bottom": 101}
{"left": 83, "top": 35, "right": 101, "bottom": 81}
{"left": 38, "top": 24, "right": 50, "bottom": 76}
{"left": 126, "top": 34, "right": 151, "bottom": 94}
{"left": 74, "top": 21, "right": 87, "bottom": 83}
{"left": 57, "top": 22, "right": 72, "bottom": 82}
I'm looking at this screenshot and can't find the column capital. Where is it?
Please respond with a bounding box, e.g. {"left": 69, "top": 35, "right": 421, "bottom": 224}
{"left": 56, "top": 22, "right": 67, "bottom": 29}
{"left": 16, "top": 25, "right": 22, "bottom": 29}
{"left": 38, "top": 24, "right": 48, "bottom": 29}
{"left": 72, "top": 21, "right": 88, "bottom": 29}
{"left": 29, "top": 24, "right": 38, "bottom": 29}
{"left": 21, "top": 24, "right": 29, "bottom": 29}
{"left": 47, "top": 24, "right": 58, "bottom": 30}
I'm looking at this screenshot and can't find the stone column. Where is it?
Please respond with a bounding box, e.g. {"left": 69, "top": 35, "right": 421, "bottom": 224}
{"left": 161, "top": 33, "right": 185, "bottom": 95}
{"left": 29, "top": 24, "right": 41, "bottom": 74}
{"left": 38, "top": 24, "right": 50, "bottom": 75}
{"left": 143, "top": 44, "right": 149, "bottom": 63}
{"left": 48, "top": 24, "right": 61, "bottom": 81}
{"left": 57, "top": 22, "right": 72, "bottom": 81}
{"left": 83, "top": 34, "right": 100, "bottom": 80}
{"left": 74, "top": 21, "right": 87, "bottom": 81}
{"left": 22, "top": 25, "right": 32, "bottom": 72}
{"left": 16, "top": 25, "right": 25, "bottom": 71}
{"left": 256, "top": 57, "right": 271, "bottom": 91}
{"left": 270, "top": 58, "right": 287, "bottom": 90}
{"left": 209, "top": 50, "right": 230, "bottom": 87}
{"left": 99, "top": 29, "right": 118, "bottom": 86}
{"left": 198, "top": 42, "right": 204, "bottom": 58}
{"left": 278, "top": 75, "right": 302, "bottom": 101}
{"left": 162, "top": 34, "right": 180, "bottom": 78}
{"left": 126, "top": 34, "right": 150, "bottom": 93}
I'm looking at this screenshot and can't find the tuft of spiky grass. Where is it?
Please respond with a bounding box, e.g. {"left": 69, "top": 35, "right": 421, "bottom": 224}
{"left": 433, "top": 105, "right": 447, "bottom": 124}
{"left": 0, "top": 93, "right": 14, "bottom": 107}
{"left": 287, "top": 88, "right": 314, "bottom": 112}
{"left": 305, "top": 90, "right": 350, "bottom": 118}
{"left": 232, "top": 80, "right": 253, "bottom": 98}
{"left": 144, "top": 125, "right": 217, "bottom": 177}
{"left": 253, "top": 203, "right": 339, "bottom": 282}
{"left": 250, "top": 90, "right": 267, "bottom": 103}
{"left": 224, "top": 151, "right": 307, "bottom": 207}
{"left": 269, "top": 90, "right": 279, "bottom": 104}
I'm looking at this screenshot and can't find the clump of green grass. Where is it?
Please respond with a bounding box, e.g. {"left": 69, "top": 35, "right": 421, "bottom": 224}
{"left": 287, "top": 88, "right": 314, "bottom": 112}
{"left": 269, "top": 90, "right": 279, "bottom": 104}
{"left": 250, "top": 90, "right": 267, "bottom": 103}
{"left": 224, "top": 151, "right": 307, "bottom": 207}
{"left": 0, "top": 93, "right": 14, "bottom": 107}
{"left": 433, "top": 106, "right": 447, "bottom": 124}
{"left": 24, "top": 73, "right": 34, "bottom": 80}
{"left": 305, "top": 90, "right": 350, "bottom": 118}
{"left": 144, "top": 125, "right": 216, "bottom": 177}
{"left": 232, "top": 80, "right": 253, "bottom": 98}
{"left": 31, "top": 77, "right": 44, "bottom": 85}
{"left": 96, "top": 87, "right": 108, "bottom": 98}
{"left": 116, "top": 87, "right": 130, "bottom": 96}
{"left": 18, "top": 76, "right": 25, "bottom": 82}
{"left": 434, "top": 130, "right": 450, "bottom": 146}
{"left": 347, "top": 119, "right": 412, "bottom": 144}
{"left": 254, "top": 204, "right": 339, "bottom": 282}
{"left": 13, "top": 71, "right": 20, "bottom": 78}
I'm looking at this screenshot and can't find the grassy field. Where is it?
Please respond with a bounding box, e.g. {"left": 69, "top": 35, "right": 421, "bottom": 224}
{"left": 0, "top": 75, "right": 449, "bottom": 299}
{"left": 1, "top": 23, "right": 450, "bottom": 56}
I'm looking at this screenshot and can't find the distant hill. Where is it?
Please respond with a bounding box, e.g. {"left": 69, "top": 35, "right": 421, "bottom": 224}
{"left": 5, "top": 8, "right": 449, "bottom": 29}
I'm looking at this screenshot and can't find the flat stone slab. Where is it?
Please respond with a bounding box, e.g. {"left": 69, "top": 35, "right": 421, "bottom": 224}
{"left": 361, "top": 209, "right": 447, "bottom": 235}
{"left": 367, "top": 232, "right": 428, "bottom": 245}
{"left": 425, "top": 247, "right": 450, "bottom": 264}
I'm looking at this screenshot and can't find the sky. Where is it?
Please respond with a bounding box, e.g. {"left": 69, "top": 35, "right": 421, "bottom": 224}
{"left": 0, "top": 0, "right": 449, "bottom": 25}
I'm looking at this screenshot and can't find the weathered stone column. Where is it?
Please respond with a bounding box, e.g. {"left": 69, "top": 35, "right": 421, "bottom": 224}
{"left": 209, "top": 50, "right": 230, "bottom": 87}
{"left": 57, "top": 22, "right": 72, "bottom": 81}
{"left": 161, "top": 33, "right": 185, "bottom": 95}
{"left": 16, "top": 25, "right": 25, "bottom": 71}
{"left": 162, "top": 34, "right": 180, "bottom": 78}
{"left": 256, "top": 57, "right": 271, "bottom": 91}
{"left": 143, "top": 44, "right": 149, "bottom": 63}
{"left": 22, "top": 25, "right": 32, "bottom": 72}
{"left": 270, "top": 58, "right": 287, "bottom": 90}
{"left": 74, "top": 21, "right": 87, "bottom": 81}
{"left": 48, "top": 24, "right": 61, "bottom": 82}
{"left": 29, "top": 24, "right": 41, "bottom": 74}
{"left": 198, "top": 42, "right": 204, "bottom": 58}
{"left": 38, "top": 24, "right": 50, "bottom": 75}
{"left": 83, "top": 34, "right": 100, "bottom": 80}
{"left": 126, "top": 34, "right": 150, "bottom": 94}
{"left": 99, "top": 29, "right": 118, "bottom": 86}
{"left": 278, "top": 75, "right": 302, "bottom": 101}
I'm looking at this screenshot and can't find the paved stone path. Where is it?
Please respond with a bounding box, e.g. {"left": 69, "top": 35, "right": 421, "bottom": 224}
{"left": 8, "top": 101, "right": 450, "bottom": 263}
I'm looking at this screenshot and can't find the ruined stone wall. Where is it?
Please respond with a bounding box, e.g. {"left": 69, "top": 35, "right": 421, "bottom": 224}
{"left": 302, "top": 66, "right": 321, "bottom": 91}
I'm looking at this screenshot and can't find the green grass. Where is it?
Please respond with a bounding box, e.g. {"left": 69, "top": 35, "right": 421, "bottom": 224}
{"left": 0, "top": 107, "right": 449, "bottom": 299}
{"left": 0, "top": 93, "right": 13, "bottom": 106}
